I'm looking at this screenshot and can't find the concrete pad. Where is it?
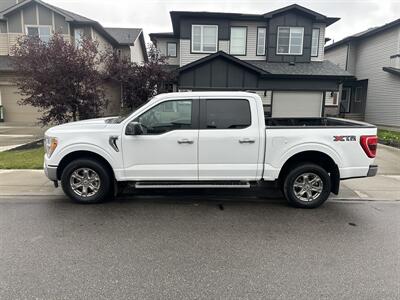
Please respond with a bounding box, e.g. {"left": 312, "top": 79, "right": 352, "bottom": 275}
{"left": 375, "top": 144, "right": 400, "bottom": 175}
{"left": 338, "top": 175, "right": 400, "bottom": 200}
{"left": 0, "top": 170, "right": 62, "bottom": 196}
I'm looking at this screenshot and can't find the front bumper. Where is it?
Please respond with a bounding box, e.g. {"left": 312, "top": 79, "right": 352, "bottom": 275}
{"left": 44, "top": 161, "right": 58, "bottom": 181}
{"left": 367, "top": 165, "right": 378, "bottom": 177}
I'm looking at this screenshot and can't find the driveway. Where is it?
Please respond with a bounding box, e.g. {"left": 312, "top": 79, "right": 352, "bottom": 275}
{"left": 0, "top": 122, "right": 47, "bottom": 151}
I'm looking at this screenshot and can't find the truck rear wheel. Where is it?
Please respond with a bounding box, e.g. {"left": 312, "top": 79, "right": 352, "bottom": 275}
{"left": 283, "top": 163, "right": 331, "bottom": 208}
{"left": 61, "top": 158, "right": 112, "bottom": 204}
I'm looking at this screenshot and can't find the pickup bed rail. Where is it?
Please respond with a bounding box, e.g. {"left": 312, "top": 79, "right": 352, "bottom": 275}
{"left": 265, "top": 117, "right": 376, "bottom": 128}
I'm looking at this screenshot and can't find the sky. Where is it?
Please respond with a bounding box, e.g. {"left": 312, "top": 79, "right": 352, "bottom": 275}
{"left": 46, "top": 0, "right": 400, "bottom": 45}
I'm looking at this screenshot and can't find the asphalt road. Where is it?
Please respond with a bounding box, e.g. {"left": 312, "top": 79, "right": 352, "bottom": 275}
{"left": 0, "top": 194, "right": 399, "bottom": 299}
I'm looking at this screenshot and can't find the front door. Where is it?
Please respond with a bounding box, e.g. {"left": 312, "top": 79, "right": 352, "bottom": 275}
{"left": 198, "top": 97, "right": 261, "bottom": 181}
{"left": 340, "top": 87, "right": 351, "bottom": 113}
{"left": 122, "top": 98, "right": 199, "bottom": 180}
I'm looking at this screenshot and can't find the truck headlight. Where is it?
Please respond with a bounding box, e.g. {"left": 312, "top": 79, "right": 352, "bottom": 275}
{"left": 44, "top": 136, "right": 58, "bottom": 158}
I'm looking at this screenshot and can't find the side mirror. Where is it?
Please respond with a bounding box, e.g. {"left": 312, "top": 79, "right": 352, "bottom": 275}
{"left": 125, "top": 122, "right": 144, "bottom": 136}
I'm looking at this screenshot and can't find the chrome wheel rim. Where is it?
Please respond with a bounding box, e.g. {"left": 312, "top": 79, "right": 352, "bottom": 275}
{"left": 70, "top": 168, "right": 101, "bottom": 198}
{"left": 293, "top": 172, "right": 323, "bottom": 202}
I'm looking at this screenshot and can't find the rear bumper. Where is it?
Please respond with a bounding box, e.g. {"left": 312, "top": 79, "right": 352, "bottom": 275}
{"left": 367, "top": 165, "right": 378, "bottom": 177}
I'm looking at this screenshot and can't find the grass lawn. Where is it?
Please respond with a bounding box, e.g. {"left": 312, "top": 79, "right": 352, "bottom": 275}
{"left": 378, "top": 129, "right": 400, "bottom": 148}
{"left": 0, "top": 147, "right": 44, "bottom": 169}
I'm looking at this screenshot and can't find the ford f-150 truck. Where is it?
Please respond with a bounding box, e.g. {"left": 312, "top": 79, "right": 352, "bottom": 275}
{"left": 44, "top": 92, "right": 378, "bottom": 208}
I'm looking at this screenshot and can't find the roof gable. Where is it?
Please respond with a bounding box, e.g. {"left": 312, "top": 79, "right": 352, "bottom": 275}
{"left": 177, "top": 51, "right": 268, "bottom": 74}
{"left": 263, "top": 4, "right": 339, "bottom": 26}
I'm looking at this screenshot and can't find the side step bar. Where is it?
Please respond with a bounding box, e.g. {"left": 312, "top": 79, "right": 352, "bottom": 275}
{"left": 134, "top": 181, "right": 251, "bottom": 189}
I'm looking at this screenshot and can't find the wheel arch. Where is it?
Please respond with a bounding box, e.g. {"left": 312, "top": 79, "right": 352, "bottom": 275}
{"left": 278, "top": 150, "right": 340, "bottom": 195}
{"left": 56, "top": 150, "right": 115, "bottom": 180}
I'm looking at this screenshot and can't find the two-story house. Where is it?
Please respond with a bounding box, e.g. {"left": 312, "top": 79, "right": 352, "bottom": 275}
{"left": 0, "top": 0, "right": 147, "bottom": 123}
{"left": 325, "top": 19, "right": 400, "bottom": 127}
{"left": 150, "top": 4, "right": 352, "bottom": 117}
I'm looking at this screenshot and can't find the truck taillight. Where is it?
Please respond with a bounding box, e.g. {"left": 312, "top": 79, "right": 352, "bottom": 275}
{"left": 360, "top": 135, "right": 378, "bottom": 158}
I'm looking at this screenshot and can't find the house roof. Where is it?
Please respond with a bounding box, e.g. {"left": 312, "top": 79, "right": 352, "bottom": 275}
{"left": 104, "top": 28, "right": 142, "bottom": 45}
{"left": 149, "top": 32, "right": 175, "bottom": 42}
{"left": 0, "top": 0, "right": 94, "bottom": 22}
{"left": 165, "top": 5, "right": 339, "bottom": 37}
{"left": 177, "top": 51, "right": 353, "bottom": 79}
{"left": 0, "top": 0, "right": 131, "bottom": 47}
{"left": 325, "top": 18, "right": 400, "bottom": 51}
{"left": 247, "top": 60, "right": 354, "bottom": 78}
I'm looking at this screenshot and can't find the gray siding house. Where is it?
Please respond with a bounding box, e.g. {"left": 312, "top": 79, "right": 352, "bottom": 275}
{"left": 325, "top": 19, "right": 400, "bottom": 127}
{"left": 150, "top": 4, "right": 352, "bottom": 117}
{"left": 0, "top": 0, "right": 147, "bottom": 123}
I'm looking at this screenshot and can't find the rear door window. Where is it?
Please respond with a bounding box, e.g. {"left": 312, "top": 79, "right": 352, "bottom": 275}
{"left": 202, "top": 99, "right": 251, "bottom": 129}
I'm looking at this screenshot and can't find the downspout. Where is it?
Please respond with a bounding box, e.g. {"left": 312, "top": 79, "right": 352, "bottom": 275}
{"left": 345, "top": 42, "right": 350, "bottom": 71}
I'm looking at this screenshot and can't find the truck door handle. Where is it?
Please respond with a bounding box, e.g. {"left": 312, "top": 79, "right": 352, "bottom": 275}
{"left": 239, "top": 138, "right": 255, "bottom": 144}
{"left": 177, "top": 139, "right": 194, "bottom": 144}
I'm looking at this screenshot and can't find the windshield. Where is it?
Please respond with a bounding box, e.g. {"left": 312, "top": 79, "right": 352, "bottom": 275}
{"left": 105, "top": 98, "right": 153, "bottom": 124}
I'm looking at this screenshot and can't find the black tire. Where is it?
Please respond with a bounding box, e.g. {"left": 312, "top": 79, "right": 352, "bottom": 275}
{"left": 61, "top": 158, "right": 112, "bottom": 204}
{"left": 283, "top": 163, "right": 331, "bottom": 209}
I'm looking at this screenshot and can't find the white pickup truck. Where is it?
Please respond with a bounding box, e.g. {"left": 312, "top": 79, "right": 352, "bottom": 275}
{"left": 44, "top": 92, "right": 378, "bottom": 208}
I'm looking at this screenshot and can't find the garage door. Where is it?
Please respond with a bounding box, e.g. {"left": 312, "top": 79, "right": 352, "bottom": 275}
{"left": 272, "top": 91, "right": 323, "bottom": 117}
{"left": 0, "top": 85, "right": 41, "bottom": 123}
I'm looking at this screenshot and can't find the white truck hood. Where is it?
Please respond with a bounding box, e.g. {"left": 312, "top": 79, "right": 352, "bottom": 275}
{"left": 45, "top": 117, "right": 115, "bottom": 135}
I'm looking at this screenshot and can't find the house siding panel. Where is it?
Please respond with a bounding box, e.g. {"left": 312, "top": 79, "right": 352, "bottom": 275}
{"left": 0, "top": 34, "right": 9, "bottom": 55}
{"left": 22, "top": 4, "right": 37, "bottom": 26}
{"left": 8, "top": 11, "right": 22, "bottom": 33}
{"left": 130, "top": 41, "right": 145, "bottom": 64}
{"left": 180, "top": 18, "right": 230, "bottom": 40}
{"left": 54, "top": 12, "right": 68, "bottom": 34}
{"left": 267, "top": 12, "right": 313, "bottom": 63}
{"left": 229, "top": 21, "right": 267, "bottom": 60}
{"left": 0, "top": 21, "right": 7, "bottom": 33}
{"left": 155, "top": 37, "right": 179, "bottom": 65}
{"left": 354, "top": 26, "right": 400, "bottom": 126}
{"left": 179, "top": 39, "right": 229, "bottom": 66}
{"left": 38, "top": 4, "right": 52, "bottom": 26}
{"left": 325, "top": 44, "right": 348, "bottom": 71}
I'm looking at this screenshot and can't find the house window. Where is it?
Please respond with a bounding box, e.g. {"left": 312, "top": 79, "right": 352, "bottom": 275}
{"left": 257, "top": 27, "right": 266, "bottom": 56}
{"left": 167, "top": 42, "right": 177, "bottom": 57}
{"left": 277, "top": 27, "right": 304, "bottom": 55}
{"left": 74, "top": 28, "right": 84, "bottom": 47}
{"left": 230, "top": 27, "right": 247, "bottom": 55}
{"left": 26, "top": 26, "right": 51, "bottom": 42}
{"left": 311, "top": 28, "right": 320, "bottom": 57}
{"left": 191, "top": 25, "right": 218, "bottom": 53}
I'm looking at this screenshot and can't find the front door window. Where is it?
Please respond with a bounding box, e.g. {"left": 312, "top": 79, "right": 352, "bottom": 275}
{"left": 134, "top": 100, "right": 192, "bottom": 135}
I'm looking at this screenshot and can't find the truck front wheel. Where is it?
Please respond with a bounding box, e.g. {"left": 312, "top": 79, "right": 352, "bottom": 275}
{"left": 61, "top": 158, "right": 112, "bottom": 204}
{"left": 283, "top": 163, "right": 331, "bottom": 208}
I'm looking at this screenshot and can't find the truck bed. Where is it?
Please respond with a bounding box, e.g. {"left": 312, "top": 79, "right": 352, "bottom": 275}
{"left": 265, "top": 117, "right": 375, "bottom": 128}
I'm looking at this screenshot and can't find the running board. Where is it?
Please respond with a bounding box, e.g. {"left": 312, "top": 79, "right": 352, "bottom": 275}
{"left": 134, "top": 181, "right": 251, "bottom": 189}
